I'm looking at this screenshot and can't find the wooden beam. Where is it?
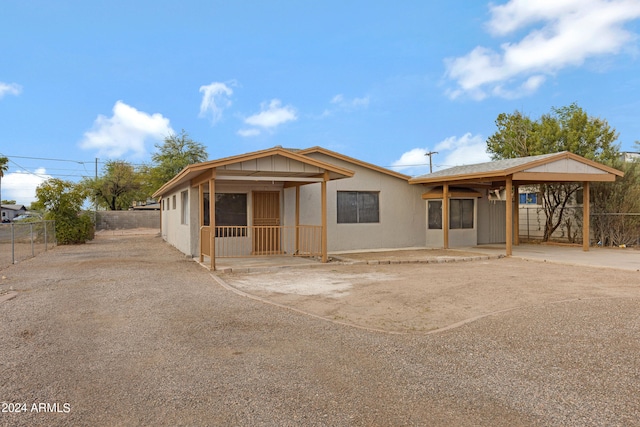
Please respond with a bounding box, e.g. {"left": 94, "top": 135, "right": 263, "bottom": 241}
{"left": 199, "top": 184, "right": 204, "bottom": 263}
{"left": 583, "top": 181, "right": 590, "bottom": 251}
{"left": 295, "top": 185, "right": 300, "bottom": 255}
{"left": 514, "top": 183, "right": 519, "bottom": 246}
{"left": 443, "top": 184, "right": 449, "bottom": 249}
{"left": 321, "top": 172, "right": 329, "bottom": 263}
{"left": 209, "top": 177, "right": 216, "bottom": 270}
{"left": 512, "top": 172, "right": 616, "bottom": 182}
{"left": 215, "top": 175, "right": 325, "bottom": 182}
{"left": 505, "top": 176, "right": 513, "bottom": 256}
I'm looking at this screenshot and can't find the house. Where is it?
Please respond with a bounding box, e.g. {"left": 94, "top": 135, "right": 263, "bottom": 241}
{"left": 1, "top": 204, "right": 27, "bottom": 223}
{"left": 153, "top": 147, "right": 623, "bottom": 269}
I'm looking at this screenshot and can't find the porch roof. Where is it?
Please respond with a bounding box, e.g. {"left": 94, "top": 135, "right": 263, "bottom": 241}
{"left": 153, "top": 146, "right": 355, "bottom": 198}
{"left": 408, "top": 151, "right": 623, "bottom": 186}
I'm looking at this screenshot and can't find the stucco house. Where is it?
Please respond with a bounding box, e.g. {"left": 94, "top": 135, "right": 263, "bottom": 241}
{"left": 153, "top": 147, "right": 622, "bottom": 270}
{"left": 1, "top": 204, "right": 27, "bottom": 222}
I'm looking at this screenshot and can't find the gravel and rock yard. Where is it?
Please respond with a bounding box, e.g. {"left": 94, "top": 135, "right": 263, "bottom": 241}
{"left": 1, "top": 232, "right": 640, "bottom": 426}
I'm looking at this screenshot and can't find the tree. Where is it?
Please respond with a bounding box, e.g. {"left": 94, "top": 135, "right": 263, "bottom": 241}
{"left": 0, "top": 156, "right": 8, "bottom": 216}
{"left": 33, "top": 178, "right": 94, "bottom": 244}
{"left": 590, "top": 143, "right": 640, "bottom": 246}
{"left": 487, "top": 103, "right": 621, "bottom": 241}
{"left": 84, "top": 160, "right": 143, "bottom": 210}
{"left": 141, "top": 130, "right": 208, "bottom": 196}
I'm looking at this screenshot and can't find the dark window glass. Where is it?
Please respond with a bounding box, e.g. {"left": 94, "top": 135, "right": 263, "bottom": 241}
{"left": 449, "top": 199, "right": 474, "bottom": 229}
{"left": 428, "top": 200, "right": 442, "bottom": 229}
{"left": 214, "top": 193, "right": 247, "bottom": 237}
{"left": 337, "top": 191, "right": 379, "bottom": 224}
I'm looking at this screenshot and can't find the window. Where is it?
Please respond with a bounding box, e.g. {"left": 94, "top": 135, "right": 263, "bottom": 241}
{"left": 428, "top": 200, "right": 442, "bottom": 229}
{"left": 180, "top": 191, "right": 189, "bottom": 225}
{"left": 519, "top": 192, "right": 538, "bottom": 204}
{"left": 337, "top": 191, "right": 379, "bottom": 224}
{"left": 172, "top": 195, "right": 176, "bottom": 210}
{"left": 428, "top": 199, "right": 474, "bottom": 230}
{"left": 450, "top": 199, "right": 474, "bottom": 229}
{"left": 214, "top": 193, "right": 247, "bottom": 237}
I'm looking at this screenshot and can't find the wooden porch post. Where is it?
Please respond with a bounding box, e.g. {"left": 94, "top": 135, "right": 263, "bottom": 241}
{"left": 321, "top": 172, "right": 329, "bottom": 263}
{"left": 209, "top": 176, "right": 216, "bottom": 270}
{"left": 505, "top": 176, "right": 513, "bottom": 256}
{"left": 443, "top": 184, "right": 449, "bottom": 249}
{"left": 583, "top": 181, "right": 590, "bottom": 251}
{"left": 514, "top": 183, "right": 520, "bottom": 246}
{"left": 199, "top": 184, "right": 204, "bottom": 263}
{"left": 295, "top": 185, "right": 300, "bottom": 254}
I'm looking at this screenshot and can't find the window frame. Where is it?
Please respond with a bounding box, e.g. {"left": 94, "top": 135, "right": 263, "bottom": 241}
{"left": 337, "top": 191, "right": 380, "bottom": 224}
{"left": 180, "top": 190, "right": 189, "bottom": 225}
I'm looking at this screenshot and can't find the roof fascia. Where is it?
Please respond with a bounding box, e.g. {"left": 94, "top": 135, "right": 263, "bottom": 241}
{"left": 298, "top": 146, "right": 411, "bottom": 181}
{"left": 152, "top": 147, "right": 355, "bottom": 198}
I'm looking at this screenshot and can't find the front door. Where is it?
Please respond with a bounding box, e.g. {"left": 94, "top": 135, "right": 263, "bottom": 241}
{"left": 252, "top": 191, "right": 281, "bottom": 254}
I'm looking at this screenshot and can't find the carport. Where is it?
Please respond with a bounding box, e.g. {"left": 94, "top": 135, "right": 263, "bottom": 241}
{"left": 409, "top": 151, "right": 624, "bottom": 256}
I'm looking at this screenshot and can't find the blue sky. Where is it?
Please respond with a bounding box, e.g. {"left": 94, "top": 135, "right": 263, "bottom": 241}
{"left": 2, "top": 0, "right": 640, "bottom": 205}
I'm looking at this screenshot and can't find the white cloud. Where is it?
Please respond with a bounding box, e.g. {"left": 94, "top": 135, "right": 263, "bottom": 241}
{"left": 2, "top": 168, "right": 51, "bottom": 206}
{"left": 80, "top": 101, "right": 173, "bottom": 158}
{"left": 237, "top": 128, "right": 261, "bottom": 137}
{"left": 239, "top": 99, "right": 297, "bottom": 136}
{"left": 331, "top": 94, "right": 370, "bottom": 109}
{"left": 244, "top": 99, "right": 297, "bottom": 128}
{"left": 445, "top": 0, "right": 640, "bottom": 99}
{"left": 0, "top": 82, "right": 22, "bottom": 98}
{"left": 392, "top": 133, "right": 490, "bottom": 176}
{"left": 199, "top": 81, "right": 234, "bottom": 124}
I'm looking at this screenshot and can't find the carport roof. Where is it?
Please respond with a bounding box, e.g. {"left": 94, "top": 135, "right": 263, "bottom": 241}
{"left": 408, "top": 151, "right": 623, "bottom": 186}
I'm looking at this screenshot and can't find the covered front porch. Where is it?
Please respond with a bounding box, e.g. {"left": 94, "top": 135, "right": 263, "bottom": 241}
{"left": 153, "top": 147, "right": 354, "bottom": 271}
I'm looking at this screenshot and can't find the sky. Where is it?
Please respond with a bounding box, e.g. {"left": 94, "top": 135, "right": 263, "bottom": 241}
{"left": 2, "top": 0, "right": 640, "bottom": 205}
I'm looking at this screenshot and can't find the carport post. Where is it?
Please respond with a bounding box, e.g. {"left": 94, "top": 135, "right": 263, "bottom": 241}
{"left": 505, "top": 176, "right": 513, "bottom": 256}
{"left": 513, "top": 183, "right": 519, "bottom": 246}
{"left": 443, "top": 184, "right": 449, "bottom": 249}
{"left": 321, "top": 172, "right": 329, "bottom": 263}
{"left": 583, "top": 181, "right": 590, "bottom": 251}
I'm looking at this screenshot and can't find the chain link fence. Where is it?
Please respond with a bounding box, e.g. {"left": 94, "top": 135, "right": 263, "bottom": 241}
{"left": 0, "top": 221, "right": 56, "bottom": 270}
{"left": 519, "top": 206, "right": 640, "bottom": 247}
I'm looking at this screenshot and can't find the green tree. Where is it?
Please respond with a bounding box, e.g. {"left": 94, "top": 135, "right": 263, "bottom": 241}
{"left": 487, "top": 103, "right": 621, "bottom": 241}
{"left": 33, "top": 178, "right": 94, "bottom": 244}
{"left": 84, "top": 160, "right": 143, "bottom": 210}
{"left": 141, "top": 130, "right": 208, "bottom": 195}
{"left": 591, "top": 143, "right": 640, "bottom": 246}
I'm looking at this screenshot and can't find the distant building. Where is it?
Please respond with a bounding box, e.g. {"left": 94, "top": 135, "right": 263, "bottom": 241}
{"left": 620, "top": 152, "right": 640, "bottom": 163}
{"left": 1, "top": 204, "right": 27, "bottom": 222}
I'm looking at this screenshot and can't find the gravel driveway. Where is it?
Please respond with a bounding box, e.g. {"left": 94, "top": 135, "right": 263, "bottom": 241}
{"left": 1, "top": 232, "right": 640, "bottom": 426}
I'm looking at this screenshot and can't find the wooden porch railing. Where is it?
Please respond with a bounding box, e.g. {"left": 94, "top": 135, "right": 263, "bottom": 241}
{"left": 200, "top": 225, "right": 322, "bottom": 258}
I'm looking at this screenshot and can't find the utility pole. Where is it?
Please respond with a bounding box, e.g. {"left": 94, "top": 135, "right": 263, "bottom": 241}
{"left": 425, "top": 151, "right": 438, "bottom": 173}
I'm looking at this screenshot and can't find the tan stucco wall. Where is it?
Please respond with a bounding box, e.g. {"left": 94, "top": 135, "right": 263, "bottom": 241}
{"left": 299, "top": 153, "right": 427, "bottom": 252}
{"left": 160, "top": 182, "right": 195, "bottom": 257}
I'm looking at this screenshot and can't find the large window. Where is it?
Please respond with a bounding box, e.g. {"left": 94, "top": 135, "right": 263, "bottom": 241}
{"left": 213, "top": 193, "right": 247, "bottom": 237}
{"left": 337, "top": 191, "right": 379, "bottom": 224}
{"left": 180, "top": 190, "right": 189, "bottom": 225}
{"left": 428, "top": 199, "right": 474, "bottom": 230}
{"left": 450, "top": 199, "right": 474, "bottom": 229}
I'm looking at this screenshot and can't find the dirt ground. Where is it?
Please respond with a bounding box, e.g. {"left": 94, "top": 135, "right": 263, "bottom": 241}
{"left": 3, "top": 232, "right": 640, "bottom": 426}
{"left": 219, "top": 252, "right": 640, "bottom": 333}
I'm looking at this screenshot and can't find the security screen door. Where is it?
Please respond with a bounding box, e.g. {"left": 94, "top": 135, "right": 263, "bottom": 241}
{"left": 252, "top": 191, "right": 281, "bottom": 254}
